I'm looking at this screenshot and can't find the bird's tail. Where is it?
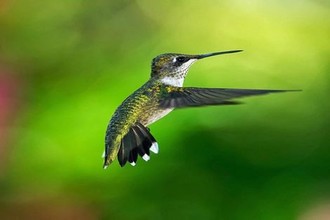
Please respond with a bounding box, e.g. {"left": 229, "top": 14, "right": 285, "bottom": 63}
{"left": 103, "top": 122, "right": 158, "bottom": 168}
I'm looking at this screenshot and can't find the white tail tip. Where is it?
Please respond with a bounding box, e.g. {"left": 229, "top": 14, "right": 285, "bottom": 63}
{"left": 150, "top": 142, "right": 159, "bottom": 154}
{"left": 142, "top": 154, "right": 150, "bottom": 161}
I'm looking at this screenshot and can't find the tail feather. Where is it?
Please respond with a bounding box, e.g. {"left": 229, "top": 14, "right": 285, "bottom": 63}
{"left": 128, "top": 148, "right": 138, "bottom": 166}
{"left": 117, "top": 122, "right": 158, "bottom": 167}
{"left": 131, "top": 126, "right": 149, "bottom": 157}
{"left": 118, "top": 139, "right": 127, "bottom": 167}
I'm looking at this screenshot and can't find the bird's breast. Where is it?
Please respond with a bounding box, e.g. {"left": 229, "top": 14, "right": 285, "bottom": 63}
{"left": 142, "top": 108, "right": 173, "bottom": 126}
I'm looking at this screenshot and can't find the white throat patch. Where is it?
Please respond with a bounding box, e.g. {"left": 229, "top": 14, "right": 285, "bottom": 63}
{"left": 160, "top": 76, "right": 184, "bottom": 87}
{"left": 160, "top": 59, "right": 196, "bottom": 87}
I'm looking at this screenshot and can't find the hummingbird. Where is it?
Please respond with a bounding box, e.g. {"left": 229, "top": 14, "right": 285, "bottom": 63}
{"left": 103, "top": 50, "right": 294, "bottom": 168}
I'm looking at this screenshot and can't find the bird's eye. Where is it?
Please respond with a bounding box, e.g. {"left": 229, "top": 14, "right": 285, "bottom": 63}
{"left": 176, "top": 56, "right": 186, "bottom": 63}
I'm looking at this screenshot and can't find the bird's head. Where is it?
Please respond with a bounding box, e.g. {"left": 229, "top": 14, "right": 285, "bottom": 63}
{"left": 150, "top": 50, "right": 243, "bottom": 87}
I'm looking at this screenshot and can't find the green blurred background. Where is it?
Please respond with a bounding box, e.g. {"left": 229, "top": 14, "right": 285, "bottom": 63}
{"left": 0, "top": 0, "right": 329, "bottom": 219}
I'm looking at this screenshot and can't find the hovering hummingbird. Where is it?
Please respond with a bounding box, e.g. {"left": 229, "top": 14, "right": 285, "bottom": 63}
{"left": 103, "top": 50, "right": 294, "bottom": 168}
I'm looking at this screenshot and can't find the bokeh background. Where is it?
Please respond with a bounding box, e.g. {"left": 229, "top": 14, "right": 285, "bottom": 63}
{"left": 0, "top": 0, "right": 329, "bottom": 219}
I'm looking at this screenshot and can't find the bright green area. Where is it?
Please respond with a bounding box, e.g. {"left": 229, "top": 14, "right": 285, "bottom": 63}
{"left": 0, "top": 1, "right": 329, "bottom": 219}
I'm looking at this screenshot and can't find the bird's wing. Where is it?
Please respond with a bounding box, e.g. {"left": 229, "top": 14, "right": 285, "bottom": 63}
{"left": 159, "top": 87, "right": 291, "bottom": 108}
{"left": 117, "top": 122, "right": 159, "bottom": 167}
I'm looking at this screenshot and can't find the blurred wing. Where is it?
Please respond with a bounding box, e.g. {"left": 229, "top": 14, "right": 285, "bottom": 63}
{"left": 159, "top": 87, "right": 290, "bottom": 108}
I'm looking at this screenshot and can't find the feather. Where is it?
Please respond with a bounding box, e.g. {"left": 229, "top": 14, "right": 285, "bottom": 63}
{"left": 159, "top": 87, "right": 293, "bottom": 108}
{"left": 117, "top": 123, "right": 158, "bottom": 167}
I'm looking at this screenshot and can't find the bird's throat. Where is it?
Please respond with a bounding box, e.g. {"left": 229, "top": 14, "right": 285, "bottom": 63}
{"left": 160, "top": 76, "right": 184, "bottom": 87}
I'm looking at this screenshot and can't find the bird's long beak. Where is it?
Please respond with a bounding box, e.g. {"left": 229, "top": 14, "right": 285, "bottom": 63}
{"left": 195, "top": 50, "right": 243, "bottom": 59}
